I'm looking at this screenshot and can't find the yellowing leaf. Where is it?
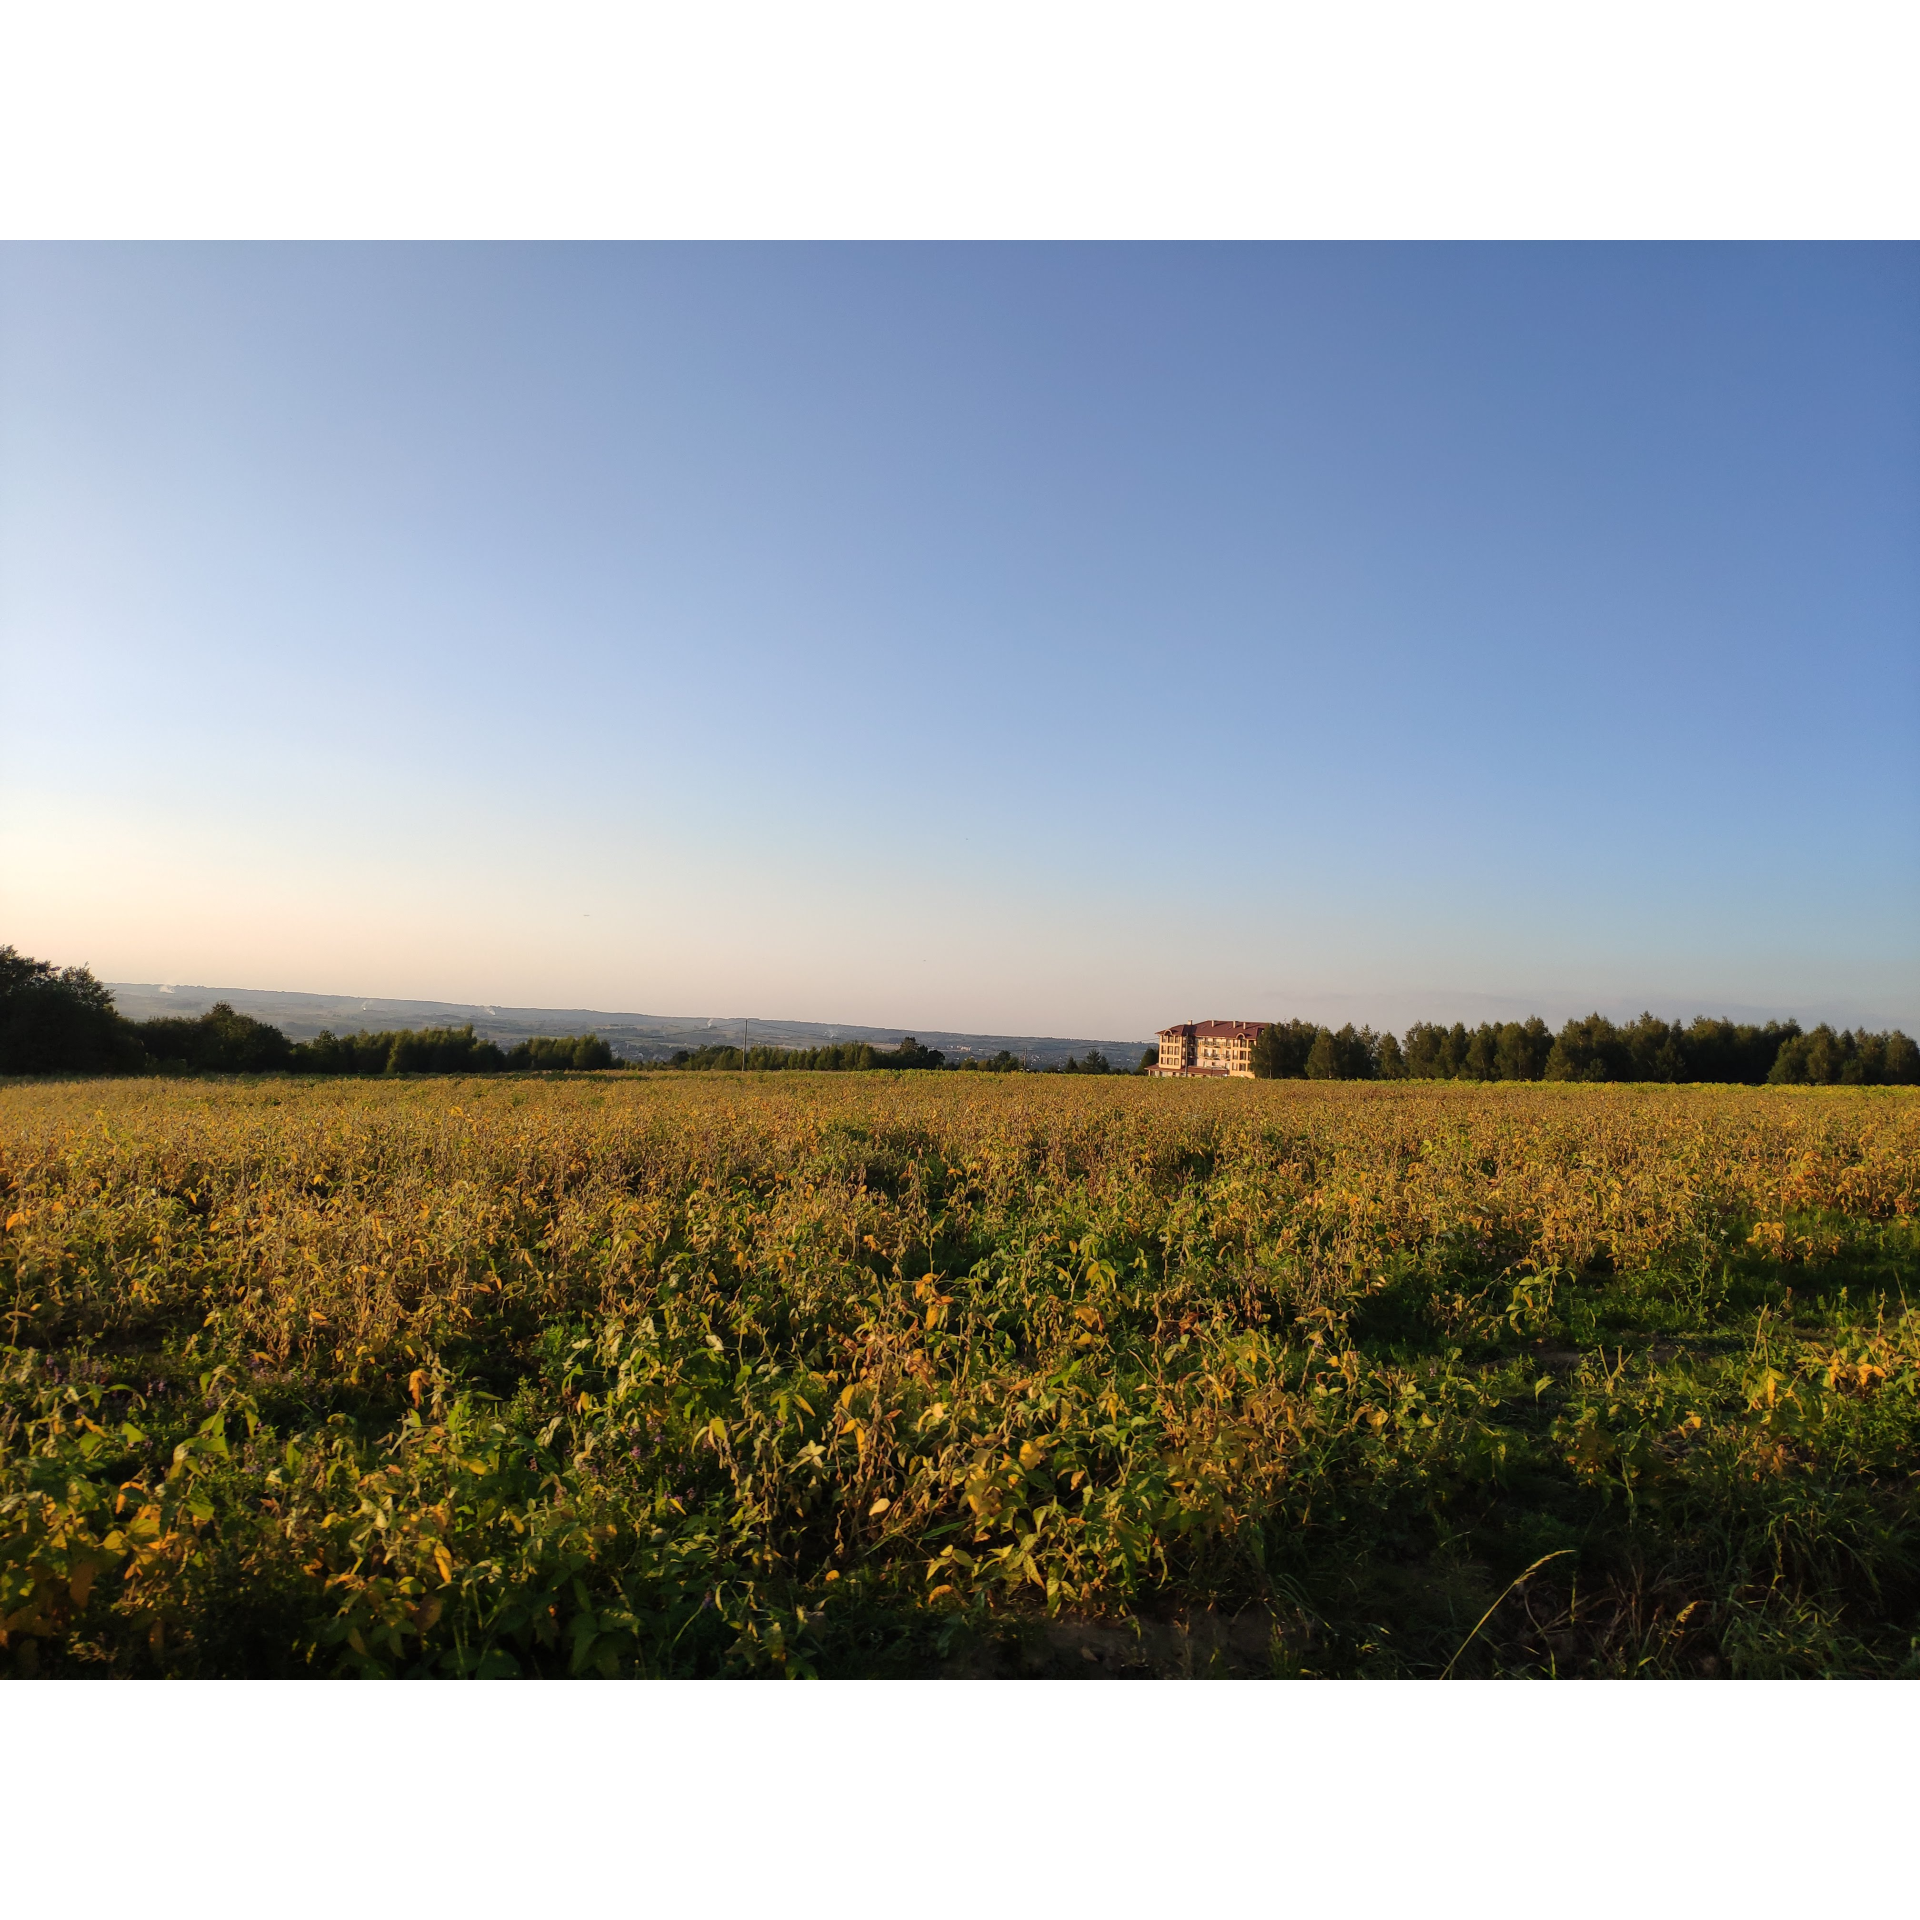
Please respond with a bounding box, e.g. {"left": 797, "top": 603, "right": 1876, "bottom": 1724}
{"left": 868, "top": 1497, "right": 892, "bottom": 1516}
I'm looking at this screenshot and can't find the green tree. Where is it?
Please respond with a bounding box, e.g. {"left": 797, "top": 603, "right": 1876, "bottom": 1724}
{"left": 1619, "top": 1013, "right": 1688, "bottom": 1082}
{"left": 0, "top": 947, "right": 143, "bottom": 1075}
{"left": 386, "top": 1026, "right": 494, "bottom": 1073}
{"left": 1492, "top": 1018, "right": 1553, "bottom": 1080}
{"left": 882, "top": 1036, "right": 946, "bottom": 1071}
{"left": 1545, "top": 1013, "right": 1626, "bottom": 1082}
{"left": 959, "top": 1049, "right": 1023, "bottom": 1073}
{"left": 1403, "top": 1022, "right": 1470, "bottom": 1078}
{"left": 1251, "top": 1020, "right": 1317, "bottom": 1079}
{"left": 1461, "top": 1024, "right": 1498, "bottom": 1081}
{"left": 135, "top": 1001, "right": 292, "bottom": 1073}
{"left": 1305, "top": 1024, "right": 1375, "bottom": 1080}
{"left": 1770, "top": 1025, "right": 1920, "bottom": 1086}
{"left": 1681, "top": 1017, "right": 1798, "bottom": 1083}
{"left": 288, "top": 1025, "right": 624, "bottom": 1075}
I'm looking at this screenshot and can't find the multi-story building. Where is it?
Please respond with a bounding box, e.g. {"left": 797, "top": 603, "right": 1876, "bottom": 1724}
{"left": 1150, "top": 1019, "right": 1266, "bottom": 1078}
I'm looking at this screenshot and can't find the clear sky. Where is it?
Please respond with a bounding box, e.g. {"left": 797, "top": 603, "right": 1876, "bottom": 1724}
{"left": 2, "top": 244, "right": 1915, "bottom": 1038}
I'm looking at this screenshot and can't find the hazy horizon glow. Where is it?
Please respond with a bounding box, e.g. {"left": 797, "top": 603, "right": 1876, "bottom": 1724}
{"left": 3, "top": 245, "right": 1916, "bottom": 1037}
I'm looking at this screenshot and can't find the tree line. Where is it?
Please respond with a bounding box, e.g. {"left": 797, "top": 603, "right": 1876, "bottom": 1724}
{"left": 670, "top": 1040, "right": 890, "bottom": 1072}
{"left": 669, "top": 1039, "right": 1090, "bottom": 1074}
{"left": 671, "top": 1036, "right": 1027, "bottom": 1072}
{"left": 296, "top": 1026, "right": 616, "bottom": 1075}
{"left": 0, "top": 956, "right": 1119, "bottom": 1079}
{"left": 6, "top": 947, "right": 1914, "bottom": 1086}
{"left": 0, "top": 949, "right": 615, "bottom": 1077}
{"left": 1221, "top": 1011, "right": 1918, "bottom": 1085}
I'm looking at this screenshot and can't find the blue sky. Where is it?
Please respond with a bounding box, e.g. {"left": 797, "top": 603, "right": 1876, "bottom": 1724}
{"left": 2, "top": 244, "right": 1914, "bottom": 1037}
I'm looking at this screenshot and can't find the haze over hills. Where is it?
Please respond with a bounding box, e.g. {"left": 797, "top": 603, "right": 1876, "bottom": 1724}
{"left": 105, "top": 984, "right": 1152, "bottom": 1072}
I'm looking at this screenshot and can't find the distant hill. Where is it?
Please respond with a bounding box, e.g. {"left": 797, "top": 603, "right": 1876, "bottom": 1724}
{"left": 105, "top": 983, "right": 1151, "bottom": 1072}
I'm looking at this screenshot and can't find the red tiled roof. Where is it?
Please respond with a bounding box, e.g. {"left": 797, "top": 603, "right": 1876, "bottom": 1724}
{"left": 1158, "top": 1020, "right": 1268, "bottom": 1038}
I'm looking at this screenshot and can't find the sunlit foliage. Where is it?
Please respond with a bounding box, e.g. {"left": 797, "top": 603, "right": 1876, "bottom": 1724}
{"left": 3, "top": 1074, "right": 1917, "bottom": 1676}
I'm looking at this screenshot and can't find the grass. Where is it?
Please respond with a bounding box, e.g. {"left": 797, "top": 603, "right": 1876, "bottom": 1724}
{"left": 2, "top": 1072, "right": 1916, "bottom": 1677}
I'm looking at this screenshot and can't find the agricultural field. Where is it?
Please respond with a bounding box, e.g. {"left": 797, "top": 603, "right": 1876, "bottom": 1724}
{"left": 3, "top": 1073, "right": 1917, "bottom": 1678}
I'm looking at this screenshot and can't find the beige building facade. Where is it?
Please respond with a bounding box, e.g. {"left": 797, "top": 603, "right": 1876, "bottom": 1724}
{"left": 1150, "top": 1019, "right": 1266, "bottom": 1078}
